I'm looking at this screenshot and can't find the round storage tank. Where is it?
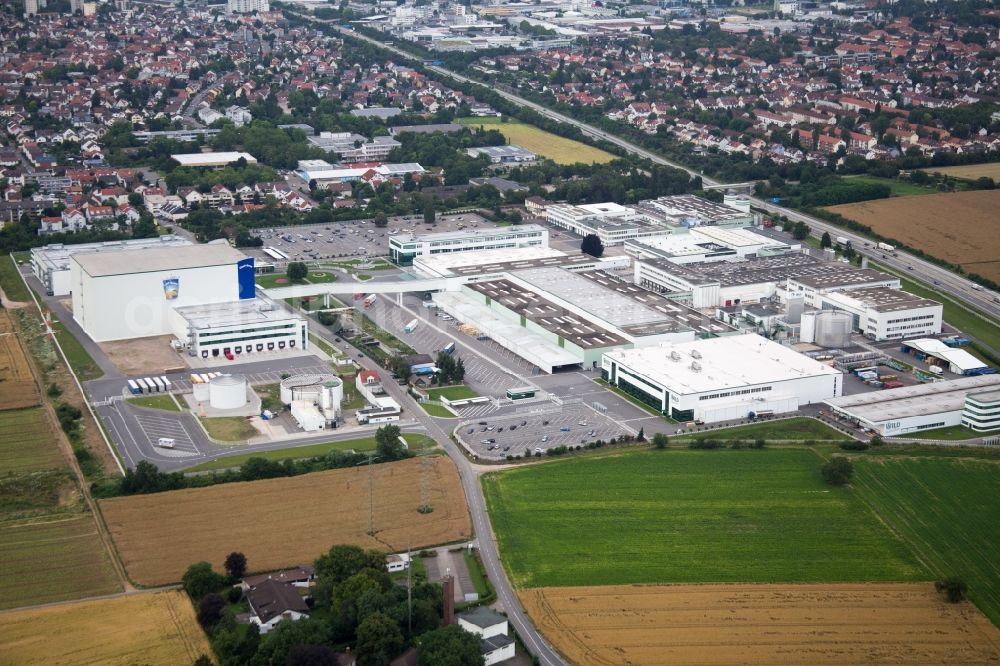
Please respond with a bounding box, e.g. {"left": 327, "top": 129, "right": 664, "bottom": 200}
{"left": 209, "top": 374, "right": 248, "bottom": 410}
{"left": 321, "top": 378, "right": 344, "bottom": 411}
{"left": 280, "top": 373, "right": 339, "bottom": 405}
{"left": 814, "top": 311, "right": 853, "bottom": 348}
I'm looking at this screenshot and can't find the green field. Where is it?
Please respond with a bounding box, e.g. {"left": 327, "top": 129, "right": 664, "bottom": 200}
{"left": 200, "top": 416, "right": 259, "bottom": 442}
{"left": 420, "top": 402, "right": 456, "bottom": 418}
{"left": 126, "top": 395, "right": 180, "bottom": 412}
{"left": 457, "top": 117, "right": 616, "bottom": 165}
{"left": 852, "top": 456, "right": 1000, "bottom": 626}
{"left": 182, "top": 433, "right": 438, "bottom": 472}
{"left": 426, "top": 385, "right": 478, "bottom": 401}
{"left": 685, "top": 417, "right": 853, "bottom": 442}
{"left": 483, "top": 448, "right": 923, "bottom": 588}
{"left": 906, "top": 424, "right": 980, "bottom": 440}
{"left": 843, "top": 175, "right": 935, "bottom": 197}
{"left": 0, "top": 256, "right": 31, "bottom": 303}
{"left": 51, "top": 321, "right": 103, "bottom": 381}
{"left": 0, "top": 408, "right": 62, "bottom": 475}
{"left": 0, "top": 515, "right": 121, "bottom": 610}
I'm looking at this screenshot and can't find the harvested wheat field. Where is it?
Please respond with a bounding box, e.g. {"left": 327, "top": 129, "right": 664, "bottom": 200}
{"left": 827, "top": 189, "right": 1000, "bottom": 282}
{"left": 0, "top": 590, "right": 212, "bottom": 665}
{"left": 921, "top": 163, "right": 1000, "bottom": 182}
{"left": 101, "top": 456, "right": 471, "bottom": 585}
{"left": 521, "top": 583, "right": 1000, "bottom": 666}
{"left": 0, "top": 310, "right": 40, "bottom": 410}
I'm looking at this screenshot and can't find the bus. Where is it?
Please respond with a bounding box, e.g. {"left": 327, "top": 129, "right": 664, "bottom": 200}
{"left": 506, "top": 387, "right": 537, "bottom": 401}
{"left": 404, "top": 319, "right": 418, "bottom": 334}
{"left": 441, "top": 342, "right": 456, "bottom": 355}
{"left": 127, "top": 379, "right": 141, "bottom": 395}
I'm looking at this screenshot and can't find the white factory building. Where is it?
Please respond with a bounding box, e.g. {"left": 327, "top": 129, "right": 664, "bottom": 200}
{"left": 170, "top": 152, "right": 257, "bottom": 168}
{"left": 624, "top": 226, "right": 795, "bottom": 265}
{"left": 601, "top": 334, "right": 842, "bottom": 423}
{"left": 31, "top": 235, "right": 191, "bottom": 296}
{"left": 69, "top": 243, "right": 308, "bottom": 357}
{"left": 818, "top": 288, "right": 942, "bottom": 341}
{"left": 824, "top": 375, "right": 1000, "bottom": 436}
{"left": 389, "top": 224, "right": 548, "bottom": 266}
{"left": 545, "top": 202, "right": 666, "bottom": 246}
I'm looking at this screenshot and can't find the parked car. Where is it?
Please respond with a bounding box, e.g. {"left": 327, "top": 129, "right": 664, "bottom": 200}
{"left": 560, "top": 426, "right": 570, "bottom": 432}
{"left": 541, "top": 435, "right": 549, "bottom": 442}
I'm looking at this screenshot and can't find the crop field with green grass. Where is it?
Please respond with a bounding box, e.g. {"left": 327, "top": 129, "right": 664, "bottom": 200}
{"left": 852, "top": 456, "right": 1000, "bottom": 627}
{"left": 0, "top": 408, "right": 62, "bottom": 474}
{"left": 483, "top": 448, "right": 923, "bottom": 588}
{"left": 457, "top": 117, "right": 616, "bottom": 165}
{"left": 0, "top": 515, "right": 121, "bottom": 609}
{"left": 426, "top": 385, "right": 478, "bottom": 401}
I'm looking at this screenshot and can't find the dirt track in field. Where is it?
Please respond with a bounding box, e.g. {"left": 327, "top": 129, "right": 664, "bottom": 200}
{"left": 827, "top": 189, "right": 1000, "bottom": 282}
{"left": 521, "top": 583, "right": 1000, "bottom": 665}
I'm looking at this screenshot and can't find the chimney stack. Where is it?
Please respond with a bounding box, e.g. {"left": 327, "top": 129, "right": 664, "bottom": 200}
{"left": 442, "top": 575, "right": 455, "bottom": 626}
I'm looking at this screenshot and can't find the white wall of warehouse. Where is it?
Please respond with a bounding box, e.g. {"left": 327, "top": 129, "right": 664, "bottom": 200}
{"left": 71, "top": 262, "right": 239, "bottom": 342}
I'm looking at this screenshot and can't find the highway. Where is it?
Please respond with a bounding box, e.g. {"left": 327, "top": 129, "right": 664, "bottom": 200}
{"left": 327, "top": 20, "right": 1000, "bottom": 337}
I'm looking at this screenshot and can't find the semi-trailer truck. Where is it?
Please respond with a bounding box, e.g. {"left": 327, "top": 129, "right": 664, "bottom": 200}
{"left": 441, "top": 342, "right": 456, "bottom": 354}
{"left": 127, "top": 380, "right": 141, "bottom": 395}
{"left": 363, "top": 294, "right": 377, "bottom": 309}
{"left": 876, "top": 242, "right": 894, "bottom": 252}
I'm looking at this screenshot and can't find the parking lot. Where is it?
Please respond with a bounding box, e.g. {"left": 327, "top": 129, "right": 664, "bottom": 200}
{"left": 457, "top": 403, "right": 629, "bottom": 460}
{"left": 364, "top": 297, "right": 527, "bottom": 397}
{"left": 133, "top": 411, "right": 200, "bottom": 456}
{"left": 241, "top": 213, "right": 491, "bottom": 265}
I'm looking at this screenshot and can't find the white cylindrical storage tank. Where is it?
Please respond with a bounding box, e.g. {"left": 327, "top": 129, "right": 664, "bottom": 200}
{"left": 209, "top": 374, "right": 247, "bottom": 410}
{"left": 321, "top": 378, "right": 344, "bottom": 411}
{"left": 193, "top": 381, "right": 210, "bottom": 402}
{"left": 814, "top": 311, "right": 853, "bottom": 348}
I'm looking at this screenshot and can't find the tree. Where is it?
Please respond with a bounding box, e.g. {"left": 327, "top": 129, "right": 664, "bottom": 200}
{"left": 355, "top": 612, "right": 404, "bottom": 666}
{"left": 935, "top": 577, "right": 967, "bottom": 603}
{"left": 286, "top": 644, "right": 337, "bottom": 666}
{"left": 821, "top": 457, "right": 853, "bottom": 486}
{"left": 652, "top": 433, "right": 669, "bottom": 449}
{"left": 417, "top": 625, "right": 484, "bottom": 666}
{"left": 197, "top": 593, "right": 227, "bottom": 628}
{"left": 314, "top": 544, "right": 385, "bottom": 586}
{"left": 423, "top": 201, "right": 435, "bottom": 225}
{"left": 182, "top": 562, "right": 227, "bottom": 600}
{"left": 287, "top": 262, "right": 308, "bottom": 283}
{"left": 375, "top": 424, "right": 406, "bottom": 461}
{"left": 820, "top": 231, "right": 832, "bottom": 249}
{"left": 373, "top": 211, "right": 388, "bottom": 227}
{"left": 636, "top": 427, "right": 645, "bottom": 442}
{"left": 581, "top": 233, "right": 604, "bottom": 258}
{"left": 792, "top": 221, "right": 811, "bottom": 240}
{"left": 224, "top": 551, "right": 248, "bottom": 580}
{"left": 389, "top": 355, "right": 411, "bottom": 380}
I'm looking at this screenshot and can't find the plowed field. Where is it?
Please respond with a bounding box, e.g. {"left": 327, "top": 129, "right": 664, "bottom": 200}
{"left": 826, "top": 189, "right": 1000, "bottom": 282}
{"left": 101, "top": 456, "right": 471, "bottom": 585}
{"left": 522, "top": 583, "right": 1000, "bottom": 665}
{"left": 0, "top": 590, "right": 212, "bottom": 665}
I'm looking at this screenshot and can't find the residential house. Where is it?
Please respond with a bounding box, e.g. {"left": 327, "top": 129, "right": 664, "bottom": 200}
{"left": 245, "top": 579, "right": 310, "bottom": 635}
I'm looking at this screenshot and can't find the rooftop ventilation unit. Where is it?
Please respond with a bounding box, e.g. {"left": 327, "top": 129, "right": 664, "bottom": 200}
{"left": 670, "top": 351, "right": 681, "bottom": 361}
{"left": 691, "top": 350, "right": 702, "bottom": 359}
{"left": 690, "top": 361, "right": 701, "bottom": 372}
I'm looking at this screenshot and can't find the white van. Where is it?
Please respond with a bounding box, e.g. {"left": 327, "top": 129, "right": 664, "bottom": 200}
{"left": 156, "top": 437, "right": 176, "bottom": 449}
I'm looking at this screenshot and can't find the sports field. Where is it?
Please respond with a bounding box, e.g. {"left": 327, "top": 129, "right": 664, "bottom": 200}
{"left": 826, "top": 189, "right": 1000, "bottom": 282}
{"left": 0, "top": 590, "right": 212, "bottom": 665}
{"left": 457, "top": 117, "right": 616, "bottom": 165}
{"left": 852, "top": 456, "right": 1000, "bottom": 626}
{"left": 0, "top": 514, "right": 121, "bottom": 609}
{"left": 522, "top": 583, "right": 1000, "bottom": 665}
{"left": 921, "top": 162, "right": 1000, "bottom": 181}
{"left": 101, "top": 456, "right": 471, "bottom": 585}
{"left": 483, "top": 448, "right": 922, "bottom": 588}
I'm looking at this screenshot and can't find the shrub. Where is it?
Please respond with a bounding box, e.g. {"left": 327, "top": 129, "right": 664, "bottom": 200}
{"left": 935, "top": 577, "right": 967, "bottom": 603}
{"left": 821, "top": 457, "right": 853, "bottom": 486}
{"left": 197, "top": 593, "right": 226, "bottom": 628}
{"left": 688, "top": 438, "right": 722, "bottom": 450}
{"left": 839, "top": 442, "right": 870, "bottom": 451}
{"left": 182, "top": 562, "right": 227, "bottom": 600}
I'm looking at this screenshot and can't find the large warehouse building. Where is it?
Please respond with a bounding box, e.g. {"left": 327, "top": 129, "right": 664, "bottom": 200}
{"left": 389, "top": 224, "right": 548, "bottom": 266}
{"left": 824, "top": 374, "right": 1000, "bottom": 436}
{"left": 601, "top": 334, "right": 842, "bottom": 422}
{"left": 69, "top": 243, "right": 307, "bottom": 357}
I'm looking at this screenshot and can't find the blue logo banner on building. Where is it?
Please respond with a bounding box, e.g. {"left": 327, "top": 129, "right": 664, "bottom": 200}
{"left": 237, "top": 257, "right": 256, "bottom": 300}
{"left": 162, "top": 276, "right": 180, "bottom": 300}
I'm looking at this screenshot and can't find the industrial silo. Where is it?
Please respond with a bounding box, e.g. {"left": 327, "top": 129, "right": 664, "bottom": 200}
{"left": 209, "top": 374, "right": 248, "bottom": 410}
{"left": 813, "top": 311, "right": 853, "bottom": 348}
